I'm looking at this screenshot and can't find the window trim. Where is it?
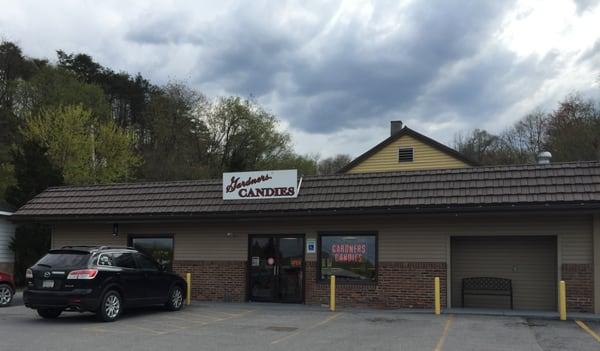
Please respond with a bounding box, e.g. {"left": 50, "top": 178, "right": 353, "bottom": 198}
{"left": 398, "top": 147, "right": 414, "bottom": 163}
{"left": 317, "top": 231, "right": 378, "bottom": 284}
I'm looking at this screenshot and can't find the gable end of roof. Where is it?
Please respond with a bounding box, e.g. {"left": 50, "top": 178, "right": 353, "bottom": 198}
{"left": 337, "top": 127, "right": 478, "bottom": 173}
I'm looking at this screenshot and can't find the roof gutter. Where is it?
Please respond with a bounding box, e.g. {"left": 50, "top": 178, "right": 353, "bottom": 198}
{"left": 10, "top": 202, "right": 600, "bottom": 224}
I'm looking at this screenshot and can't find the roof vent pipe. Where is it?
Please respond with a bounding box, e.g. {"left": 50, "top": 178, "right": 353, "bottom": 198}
{"left": 390, "top": 120, "right": 403, "bottom": 135}
{"left": 537, "top": 151, "right": 552, "bottom": 165}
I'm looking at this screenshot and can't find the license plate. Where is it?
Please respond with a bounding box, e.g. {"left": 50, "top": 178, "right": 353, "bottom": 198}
{"left": 42, "top": 280, "right": 54, "bottom": 288}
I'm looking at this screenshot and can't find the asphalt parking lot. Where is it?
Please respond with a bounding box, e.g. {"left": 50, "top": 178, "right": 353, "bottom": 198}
{"left": 1, "top": 296, "right": 599, "bottom": 351}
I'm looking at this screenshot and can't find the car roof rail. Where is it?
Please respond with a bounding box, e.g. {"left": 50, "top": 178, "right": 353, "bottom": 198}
{"left": 97, "top": 246, "right": 137, "bottom": 251}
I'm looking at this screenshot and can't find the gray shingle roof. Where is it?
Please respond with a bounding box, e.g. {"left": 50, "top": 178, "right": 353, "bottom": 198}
{"left": 12, "top": 161, "right": 600, "bottom": 221}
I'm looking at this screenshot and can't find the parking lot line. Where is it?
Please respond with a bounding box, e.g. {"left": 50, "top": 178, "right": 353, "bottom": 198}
{"left": 79, "top": 309, "right": 256, "bottom": 336}
{"left": 575, "top": 320, "right": 600, "bottom": 343}
{"left": 165, "top": 315, "right": 212, "bottom": 325}
{"left": 83, "top": 326, "right": 136, "bottom": 335}
{"left": 433, "top": 314, "right": 454, "bottom": 351}
{"left": 128, "top": 324, "right": 178, "bottom": 335}
{"left": 270, "top": 312, "right": 342, "bottom": 345}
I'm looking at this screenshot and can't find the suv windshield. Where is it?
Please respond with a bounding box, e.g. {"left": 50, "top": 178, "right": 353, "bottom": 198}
{"left": 36, "top": 251, "right": 90, "bottom": 268}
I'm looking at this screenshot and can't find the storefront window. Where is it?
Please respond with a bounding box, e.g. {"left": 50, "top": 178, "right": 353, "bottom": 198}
{"left": 318, "top": 233, "right": 377, "bottom": 282}
{"left": 129, "top": 236, "right": 174, "bottom": 271}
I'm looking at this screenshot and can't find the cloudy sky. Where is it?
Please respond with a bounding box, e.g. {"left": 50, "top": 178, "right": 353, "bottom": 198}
{"left": 1, "top": 0, "right": 600, "bottom": 158}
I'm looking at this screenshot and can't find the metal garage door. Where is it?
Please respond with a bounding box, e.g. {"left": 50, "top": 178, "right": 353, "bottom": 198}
{"left": 451, "top": 236, "right": 557, "bottom": 310}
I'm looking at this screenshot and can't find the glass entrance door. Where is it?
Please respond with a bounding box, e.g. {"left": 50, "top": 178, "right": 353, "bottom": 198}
{"left": 248, "top": 235, "right": 304, "bottom": 303}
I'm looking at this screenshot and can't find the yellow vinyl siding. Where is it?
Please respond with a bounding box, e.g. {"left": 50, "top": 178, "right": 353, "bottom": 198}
{"left": 347, "top": 134, "right": 469, "bottom": 173}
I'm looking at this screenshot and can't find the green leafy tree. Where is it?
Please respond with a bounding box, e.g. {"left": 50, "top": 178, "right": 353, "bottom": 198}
{"left": 204, "top": 97, "right": 292, "bottom": 177}
{"left": 23, "top": 104, "right": 140, "bottom": 185}
{"left": 4, "top": 140, "right": 62, "bottom": 286}
{"left": 0, "top": 40, "right": 44, "bottom": 197}
{"left": 4, "top": 140, "right": 63, "bottom": 208}
{"left": 141, "top": 82, "right": 209, "bottom": 180}
{"left": 57, "top": 50, "right": 153, "bottom": 131}
{"left": 259, "top": 153, "right": 318, "bottom": 176}
{"left": 10, "top": 224, "right": 52, "bottom": 286}
{"left": 15, "top": 66, "right": 111, "bottom": 121}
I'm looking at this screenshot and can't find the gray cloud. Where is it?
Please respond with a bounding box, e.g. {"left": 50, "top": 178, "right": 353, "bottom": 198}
{"left": 574, "top": 0, "right": 600, "bottom": 14}
{"left": 119, "top": 0, "right": 599, "bottom": 136}
{"left": 126, "top": 0, "right": 518, "bottom": 133}
{"left": 2, "top": 0, "right": 599, "bottom": 156}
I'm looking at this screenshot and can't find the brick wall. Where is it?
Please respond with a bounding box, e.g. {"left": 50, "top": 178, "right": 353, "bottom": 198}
{"left": 305, "top": 261, "right": 447, "bottom": 309}
{"left": 173, "top": 260, "right": 246, "bottom": 302}
{"left": 171, "top": 261, "right": 592, "bottom": 313}
{"left": 561, "top": 263, "right": 593, "bottom": 313}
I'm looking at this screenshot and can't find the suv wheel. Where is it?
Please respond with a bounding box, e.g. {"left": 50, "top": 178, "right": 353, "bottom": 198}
{"left": 166, "top": 285, "right": 184, "bottom": 311}
{"left": 98, "top": 290, "right": 122, "bottom": 322}
{"left": 37, "top": 308, "right": 62, "bottom": 319}
{"left": 0, "top": 284, "right": 13, "bottom": 307}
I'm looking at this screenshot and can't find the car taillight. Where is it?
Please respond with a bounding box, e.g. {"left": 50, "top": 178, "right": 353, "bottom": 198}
{"left": 26, "top": 269, "right": 33, "bottom": 279}
{"left": 67, "top": 269, "right": 98, "bottom": 280}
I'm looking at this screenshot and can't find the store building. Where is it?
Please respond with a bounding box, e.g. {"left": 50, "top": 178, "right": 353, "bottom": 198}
{"left": 0, "top": 201, "right": 15, "bottom": 274}
{"left": 11, "top": 122, "right": 600, "bottom": 313}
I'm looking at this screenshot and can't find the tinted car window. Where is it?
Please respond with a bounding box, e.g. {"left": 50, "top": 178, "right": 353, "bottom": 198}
{"left": 37, "top": 252, "right": 90, "bottom": 268}
{"left": 135, "top": 254, "right": 159, "bottom": 271}
{"left": 97, "top": 253, "right": 136, "bottom": 269}
{"left": 114, "top": 253, "right": 136, "bottom": 269}
{"left": 131, "top": 237, "right": 174, "bottom": 271}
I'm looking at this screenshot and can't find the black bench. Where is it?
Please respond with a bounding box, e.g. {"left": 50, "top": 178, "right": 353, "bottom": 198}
{"left": 462, "top": 277, "right": 513, "bottom": 309}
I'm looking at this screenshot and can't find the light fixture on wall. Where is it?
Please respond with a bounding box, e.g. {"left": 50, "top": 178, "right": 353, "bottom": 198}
{"left": 226, "top": 232, "right": 233, "bottom": 238}
{"left": 112, "top": 223, "right": 119, "bottom": 237}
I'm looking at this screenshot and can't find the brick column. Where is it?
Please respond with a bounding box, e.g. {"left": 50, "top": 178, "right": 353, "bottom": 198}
{"left": 561, "top": 263, "right": 593, "bottom": 313}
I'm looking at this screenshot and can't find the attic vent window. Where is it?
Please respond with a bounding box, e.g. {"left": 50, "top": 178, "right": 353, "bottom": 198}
{"left": 398, "top": 147, "right": 414, "bottom": 163}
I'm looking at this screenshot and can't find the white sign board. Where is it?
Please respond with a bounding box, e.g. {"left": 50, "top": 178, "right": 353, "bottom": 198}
{"left": 306, "top": 239, "right": 316, "bottom": 254}
{"left": 223, "top": 169, "right": 299, "bottom": 200}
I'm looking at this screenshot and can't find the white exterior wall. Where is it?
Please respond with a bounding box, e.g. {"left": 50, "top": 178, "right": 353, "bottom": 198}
{"left": 0, "top": 214, "right": 15, "bottom": 264}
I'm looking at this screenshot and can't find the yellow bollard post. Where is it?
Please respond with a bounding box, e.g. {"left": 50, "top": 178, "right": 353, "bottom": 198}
{"left": 186, "top": 272, "right": 192, "bottom": 306}
{"left": 559, "top": 280, "right": 566, "bottom": 321}
{"left": 434, "top": 277, "right": 441, "bottom": 315}
{"left": 330, "top": 275, "right": 336, "bottom": 312}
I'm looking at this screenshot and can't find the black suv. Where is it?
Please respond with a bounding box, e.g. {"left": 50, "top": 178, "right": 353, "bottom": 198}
{"left": 23, "top": 246, "right": 187, "bottom": 322}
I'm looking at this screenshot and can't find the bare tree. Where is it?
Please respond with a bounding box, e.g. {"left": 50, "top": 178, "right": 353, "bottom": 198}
{"left": 502, "top": 109, "right": 548, "bottom": 162}
{"left": 317, "top": 154, "right": 352, "bottom": 175}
